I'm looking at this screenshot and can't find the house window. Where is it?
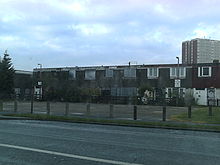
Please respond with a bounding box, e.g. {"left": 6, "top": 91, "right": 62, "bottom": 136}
{"left": 85, "top": 70, "right": 96, "bottom": 80}
{"left": 69, "top": 70, "right": 76, "bottom": 80}
{"left": 105, "top": 69, "right": 113, "bottom": 78}
{"left": 180, "top": 67, "right": 185, "bottom": 76}
{"left": 179, "top": 88, "right": 186, "bottom": 97}
{"left": 147, "top": 68, "right": 158, "bottom": 78}
{"left": 198, "top": 67, "right": 212, "bottom": 77}
{"left": 171, "top": 68, "right": 176, "bottom": 76}
{"left": 124, "top": 68, "right": 136, "bottom": 78}
{"left": 203, "top": 67, "right": 209, "bottom": 76}
{"left": 170, "top": 67, "right": 186, "bottom": 78}
{"left": 14, "top": 88, "right": 21, "bottom": 95}
{"left": 111, "top": 87, "right": 137, "bottom": 96}
{"left": 166, "top": 88, "right": 172, "bottom": 98}
{"left": 166, "top": 88, "right": 185, "bottom": 98}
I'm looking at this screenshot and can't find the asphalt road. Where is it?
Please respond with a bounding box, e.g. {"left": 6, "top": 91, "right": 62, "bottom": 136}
{"left": 0, "top": 120, "right": 220, "bottom": 165}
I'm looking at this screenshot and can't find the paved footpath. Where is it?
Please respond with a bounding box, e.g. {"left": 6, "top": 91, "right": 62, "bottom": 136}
{"left": 0, "top": 120, "right": 220, "bottom": 165}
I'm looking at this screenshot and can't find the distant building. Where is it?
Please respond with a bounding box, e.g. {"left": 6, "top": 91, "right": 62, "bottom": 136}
{"left": 182, "top": 38, "right": 220, "bottom": 64}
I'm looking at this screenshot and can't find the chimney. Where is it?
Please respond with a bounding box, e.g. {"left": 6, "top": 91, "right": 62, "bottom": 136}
{"left": 213, "top": 60, "right": 219, "bottom": 63}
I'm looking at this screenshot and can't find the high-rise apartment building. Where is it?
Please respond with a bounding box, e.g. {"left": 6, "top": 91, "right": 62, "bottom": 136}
{"left": 182, "top": 38, "right": 220, "bottom": 64}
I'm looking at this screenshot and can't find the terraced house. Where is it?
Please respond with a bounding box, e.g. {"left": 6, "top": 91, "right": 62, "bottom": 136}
{"left": 32, "top": 61, "right": 220, "bottom": 106}
{"left": 14, "top": 70, "right": 32, "bottom": 99}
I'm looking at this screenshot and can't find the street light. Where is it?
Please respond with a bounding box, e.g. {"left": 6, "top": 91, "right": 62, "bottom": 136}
{"left": 38, "top": 64, "right": 42, "bottom": 73}
{"left": 176, "top": 57, "right": 179, "bottom": 79}
{"left": 37, "top": 64, "right": 42, "bottom": 85}
{"left": 176, "top": 57, "right": 180, "bottom": 106}
{"left": 37, "top": 64, "right": 43, "bottom": 100}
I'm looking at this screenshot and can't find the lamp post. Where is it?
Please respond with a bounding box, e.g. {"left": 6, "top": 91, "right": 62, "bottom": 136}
{"left": 37, "top": 64, "right": 42, "bottom": 100}
{"left": 176, "top": 57, "right": 180, "bottom": 106}
{"left": 176, "top": 57, "right": 179, "bottom": 78}
{"left": 38, "top": 64, "right": 42, "bottom": 72}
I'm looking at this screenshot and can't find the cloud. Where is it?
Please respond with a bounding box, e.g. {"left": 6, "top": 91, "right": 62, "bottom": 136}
{"left": 192, "top": 23, "right": 220, "bottom": 39}
{"left": 0, "top": 36, "right": 18, "bottom": 42}
{"left": 0, "top": 0, "right": 220, "bottom": 70}
{"left": 70, "top": 23, "right": 112, "bottom": 36}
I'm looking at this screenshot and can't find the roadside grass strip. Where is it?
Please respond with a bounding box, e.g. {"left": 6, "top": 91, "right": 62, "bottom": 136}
{"left": 171, "top": 107, "right": 220, "bottom": 124}
{"left": 3, "top": 113, "right": 220, "bottom": 132}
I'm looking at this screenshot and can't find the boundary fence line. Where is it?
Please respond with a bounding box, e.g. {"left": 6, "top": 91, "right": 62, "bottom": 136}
{"left": 0, "top": 101, "right": 218, "bottom": 122}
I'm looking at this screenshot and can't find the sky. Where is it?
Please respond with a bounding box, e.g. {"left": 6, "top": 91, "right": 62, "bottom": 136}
{"left": 1, "top": 0, "right": 220, "bottom": 70}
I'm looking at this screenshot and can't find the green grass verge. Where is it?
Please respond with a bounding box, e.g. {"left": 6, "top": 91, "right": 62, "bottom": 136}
{"left": 3, "top": 113, "right": 220, "bottom": 132}
{"left": 171, "top": 107, "right": 220, "bottom": 124}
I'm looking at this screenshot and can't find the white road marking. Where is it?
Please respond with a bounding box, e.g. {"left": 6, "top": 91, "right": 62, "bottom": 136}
{"left": 0, "top": 143, "right": 142, "bottom": 165}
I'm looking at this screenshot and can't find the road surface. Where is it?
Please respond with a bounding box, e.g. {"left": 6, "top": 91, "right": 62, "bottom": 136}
{"left": 0, "top": 120, "right": 219, "bottom": 165}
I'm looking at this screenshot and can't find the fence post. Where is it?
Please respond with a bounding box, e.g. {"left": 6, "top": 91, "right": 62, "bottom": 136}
{"left": 86, "top": 103, "right": 90, "bottom": 116}
{"left": 14, "top": 100, "right": 18, "bottom": 113}
{"left": 162, "top": 106, "right": 166, "bottom": 121}
{"left": 65, "top": 102, "right": 69, "bottom": 116}
{"left": 0, "top": 101, "right": 3, "bottom": 112}
{"left": 208, "top": 105, "right": 213, "bottom": 116}
{"left": 133, "top": 105, "right": 137, "bottom": 120}
{"left": 109, "top": 104, "right": 114, "bottom": 118}
{"left": 47, "top": 102, "right": 50, "bottom": 115}
{"left": 188, "top": 106, "right": 192, "bottom": 118}
{"left": 31, "top": 94, "right": 34, "bottom": 114}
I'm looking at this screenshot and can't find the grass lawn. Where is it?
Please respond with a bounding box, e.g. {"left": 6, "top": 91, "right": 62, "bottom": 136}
{"left": 3, "top": 112, "right": 220, "bottom": 132}
{"left": 171, "top": 107, "right": 220, "bottom": 124}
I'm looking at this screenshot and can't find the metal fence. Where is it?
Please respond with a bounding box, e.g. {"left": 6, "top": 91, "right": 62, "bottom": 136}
{"left": 0, "top": 100, "right": 189, "bottom": 121}
{"left": 15, "top": 93, "right": 188, "bottom": 107}
{"left": 1, "top": 94, "right": 219, "bottom": 122}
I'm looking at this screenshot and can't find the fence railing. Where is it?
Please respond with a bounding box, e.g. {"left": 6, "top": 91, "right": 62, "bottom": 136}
{"left": 0, "top": 100, "right": 188, "bottom": 121}
{"left": 14, "top": 94, "right": 188, "bottom": 107}
{"left": 1, "top": 100, "right": 218, "bottom": 122}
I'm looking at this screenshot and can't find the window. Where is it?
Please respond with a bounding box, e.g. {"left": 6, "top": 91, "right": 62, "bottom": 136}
{"left": 203, "top": 67, "right": 209, "bottom": 76}
{"left": 166, "top": 88, "right": 172, "bottom": 98}
{"left": 69, "top": 70, "right": 76, "bottom": 80}
{"left": 25, "top": 89, "right": 30, "bottom": 95}
{"left": 166, "top": 88, "right": 185, "bottom": 98}
{"left": 110, "top": 87, "right": 137, "bottom": 96}
{"left": 85, "top": 70, "right": 96, "bottom": 80}
{"left": 180, "top": 67, "right": 185, "bottom": 76}
{"left": 147, "top": 68, "right": 158, "bottom": 78}
{"left": 171, "top": 68, "right": 176, "bottom": 76}
{"left": 14, "top": 88, "right": 21, "bottom": 95}
{"left": 124, "top": 68, "right": 136, "bottom": 78}
{"left": 170, "top": 67, "right": 186, "bottom": 78}
{"left": 179, "top": 88, "right": 186, "bottom": 98}
{"left": 105, "top": 69, "right": 113, "bottom": 78}
{"left": 198, "top": 67, "right": 212, "bottom": 77}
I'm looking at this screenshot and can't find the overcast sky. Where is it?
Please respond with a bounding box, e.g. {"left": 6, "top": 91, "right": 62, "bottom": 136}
{"left": 1, "top": 0, "right": 220, "bottom": 70}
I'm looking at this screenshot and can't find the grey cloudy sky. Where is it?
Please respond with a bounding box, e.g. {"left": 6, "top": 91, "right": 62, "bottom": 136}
{"left": 1, "top": 0, "right": 220, "bottom": 70}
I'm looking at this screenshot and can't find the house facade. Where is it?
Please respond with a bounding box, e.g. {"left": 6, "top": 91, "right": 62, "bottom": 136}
{"left": 33, "top": 62, "right": 220, "bottom": 105}
{"left": 14, "top": 70, "right": 33, "bottom": 99}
